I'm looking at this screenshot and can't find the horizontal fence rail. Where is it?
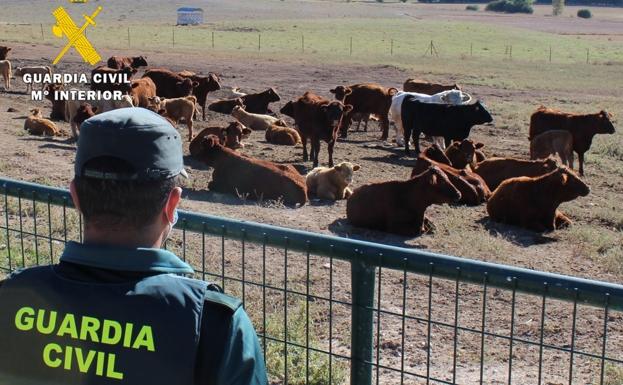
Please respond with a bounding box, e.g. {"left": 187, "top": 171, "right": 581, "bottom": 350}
{"left": 1, "top": 176, "right": 623, "bottom": 385}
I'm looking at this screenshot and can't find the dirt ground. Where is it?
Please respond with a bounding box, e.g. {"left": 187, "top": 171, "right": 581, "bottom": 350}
{"left": 1, "top": 1, "right": 623, "bottom": 384}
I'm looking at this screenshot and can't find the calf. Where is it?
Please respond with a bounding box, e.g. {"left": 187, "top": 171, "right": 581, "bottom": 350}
{"left": 14, "top": 66, "right": 52, "bottom": 93}
{"left": 45, "top": 84, "right": 66, "bottom": 121}
{"left": 473, "top": 156, "right": 558, "bottom": 191}
{"left": 487, "top": 167, "right": 589, "bottom": 232}
{"left": 330, "top": 83, "right": 397, "bottom": 140}
{"left": 529, "top": 106, "right": 615, "bottom": 176}
{"left": 150, "top": 95, "right": 198, "bottom": 141}
{"left": 306, "top": 162, "right": 360, "bottom": 200}
{"left": 90, "top": 65, "right": 135, "bottom": 92}
{"left": 530, "top": 130, "right": 574, "bottom": 168}
{"left": 208, "top": 88, "right": 280, "bottom": 115}
{"left": 445, "top": 139, "right": 485, "bottom": 169}
{"left": 231, "top": 105, "right": 285, "bottom": 131}
{"left": 390, "top": 89, "right": 473, "bottom": 147}
{"left": 403, "top": 78, "right": 460, "bottom": 94}
{"left": 401, "top": 98, "right": 493, "bottom": 155}
{"left": 130, "top": 77, "right": 157, "bottom": 108}
{"left": 190, "top": 122, "right": 251, "bottom": 155}
{"left": 280, "top": 92, "right": 352, "bottom": 167}
{"left": 178, "top": 71, "right": 221, "bottom": 120}
{"left": 0, "top": 60, "right": 11, "bottom": 90}
{"left": 265, "top": 124, "right": 301, "bottom": 146}
{"left": 0, "top": 46, "right": 11, "bottom": 60}
{"left": 24, "top": 108, "right": 61, "bottom": 136}
{"left": 106, "top": 55, "right": 148, "bottom": 70}
{"left": 347, "top": 166, "right": 461, "bottom": 236}
{"left": 412, "top": 152, "right": 490, "bottom": 206}
{"left": 142, "top": 69, "right": 197, "bottom": 98}
{"left": 208, "top": 97, "right": 245, "bottom": 114}
{"left": 192, "top": 135, "right": 308, "bottom": 206}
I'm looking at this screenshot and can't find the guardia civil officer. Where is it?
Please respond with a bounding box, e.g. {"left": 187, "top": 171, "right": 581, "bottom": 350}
{"left": 0, "top": 108, "right": 268, "bottom": 385}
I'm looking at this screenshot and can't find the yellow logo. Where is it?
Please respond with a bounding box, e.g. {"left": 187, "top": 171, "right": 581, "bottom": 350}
{"left": 51, "top": 6, "right": 102, "bottom": 66}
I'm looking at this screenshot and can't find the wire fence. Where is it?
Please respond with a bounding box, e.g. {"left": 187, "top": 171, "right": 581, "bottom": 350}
{"left": 1, "top": 177, "right": 623, "bottom": 385}
{"left": 1, "top": 23, "right": 623, "bottom": 66}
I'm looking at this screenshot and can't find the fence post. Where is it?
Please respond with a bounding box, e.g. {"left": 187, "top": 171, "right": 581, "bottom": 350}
{"left": 258, "top": 34, "right": 261, "bottom": 51}
{"left": 172, "top": 26, "right": 175, "bottom": 48}
{"left": 390, "top": 39, "right": 393, "bottom": 56}
{"left": 127, "top": 27, "right": 130, "bottom": 48}
{"left": 350, "top": 257, "right": 375, "bottom": 385}
{"left": 40, "top": 24, "right": 44, "bottom": 40}
{"left": 586, "top": 48, "right": 590, "bottom": 64}
{"left": 350, "top": 36, "right": 353, "bottom": 56}
{"left": 212, "top": 31, "right": 215, "bottom": 49}
{"left": 470, "top": 43, "right": 473, "bottom": 57}
{"left": 549, "top": 45, "right": 552, "bottom": 63}
{"left": 302, "top": 35, "right": 305, "bottom": 53}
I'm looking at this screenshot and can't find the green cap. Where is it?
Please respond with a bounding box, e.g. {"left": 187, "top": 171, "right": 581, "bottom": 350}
{"left": 75, "top": 108, "right": 188, "bottom": 181}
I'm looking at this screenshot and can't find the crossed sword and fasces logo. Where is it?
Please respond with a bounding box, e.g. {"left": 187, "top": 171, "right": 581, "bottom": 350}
{"left": 51, "top": 6, "right": 103, "bottom": 65}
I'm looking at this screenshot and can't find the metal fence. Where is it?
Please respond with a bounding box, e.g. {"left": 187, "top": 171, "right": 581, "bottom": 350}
{"left": 1, "top": 176, "right": 623, "bottom": 385}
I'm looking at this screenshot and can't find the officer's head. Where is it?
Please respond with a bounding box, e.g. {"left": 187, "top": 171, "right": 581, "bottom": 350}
{"left": 69, "top": 108, "right": 187, "bottom": 246}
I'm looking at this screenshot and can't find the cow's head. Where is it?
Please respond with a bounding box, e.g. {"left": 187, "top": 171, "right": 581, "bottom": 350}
{"left": 470, "top": 100, "right": 493, "bottom": 125}
{"left": 263, "top": 88, "right": 280, "bottom": 102}
{"left": 73, "top": 103, "right": 97, "bottom": 126}
{"left": 132, "top": 56, "right": 148, "bottom": 67}
{"left": 280, "top": 101, "right": 295, "bottom": 118}
{"left": 322, "top": 101, "right": 352, "bottom": 133}
{"left": 193, "top": 134, "right": 223, "bottom": 163}
{"left": 206, "top": 73, "right": 222, "bottom": 91}
{"left": 597, "top": 110, "right": 616, "bottom": 134}
{"left": 176, "top": 78, "right": 196, "bottom": 95}
{"left": 0, "top": 46, "right": 11, "bottom": 59}
{"left": 553, "top": 166, "right": 590, "bottom": 201}
{"left": 147, "top": 96, "right": 163, "bottom": 111}
{"left": 411, "top": 165, "right": 461, "bottom": 207}
{"left": 45, "top": 84, "right": 64, "bottom": 101}
{"left": 329, "top": 86, "right": 352, "bottom": 102}
{"left": 541, "top": 156, "right": 559, "bottom": 173}
{"left": 333, "top": 162, "right": 360, "bottom": 186}
{"left": 224, "top": 121, "right": 251, "bottom": 149}
{"left": 423, "top": 144, "right": 451, "bottom": 165}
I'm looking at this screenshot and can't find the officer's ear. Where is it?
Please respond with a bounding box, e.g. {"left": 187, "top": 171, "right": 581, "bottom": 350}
{"left": 69, "top": 179, "right": 82, "bottom": 214}
{"left": 163, "top": 187, "right": 182, "bottom": 224}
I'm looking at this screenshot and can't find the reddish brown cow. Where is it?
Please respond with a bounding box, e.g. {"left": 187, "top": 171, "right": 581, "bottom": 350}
{"left": 473, "top": 157, "right": 559, "bottom": 191}
{"left": 487, "top": 167, "right": 590, "bottom": 232}
{"left": 45, "top": 84, "right": 66, "bottom": 121}
{"left": 192, "top": 135, "right": 308, "bottom": 206}
{"left": 0, "top": 46, "right": 11, "bottom": 60}
{"left": 106, "top": 56, "right": 148, "bottom": 70}
{"left": 445, "top": 139, "right": 485, "bottom": 169}
{"left": 90, "top": 66, "right": 135, "bottom": 92}
{"left": 73, "top": 104, "right": 97, "bottom": 128}
{"left": 142, "top": 69, "right": 197, "bottom": 99}
{"left": 208, "top": 88, "right": 280, "bottom": 115}
{"left": 412, "top": 152, "right": 491, "bottom": 206}
{"left": 330, "top": 83, "right": 397, "bottom": 140}
{"left": 189, "top": 122, "right": 251, "bottom": 154}
{"left": 529, "top": 106, "right": 616, "bottom": 176}
{"left": 280, "top": 92, "right": 352, "bottom": 167}
{"left": 178, "top": 71, "right": 221, "bottom": 121}
{"left": 130, "top": 77, "right": 157, "bottom": 108}
{"left": 403, "top": 79, "right": 460, "bottom": 94}
{"left": 347, "top": 166, "right": 461, "bottom": 236}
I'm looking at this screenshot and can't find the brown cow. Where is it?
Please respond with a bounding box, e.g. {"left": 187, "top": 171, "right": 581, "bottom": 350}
{"left": 487, "top": 167, "right": 589, "bottom": 232}
{"left": 24, "top": 108, "right": 62, "bottom": 136}
{"left": 189, "top": 122, "right": 251, "bottom": 154}
{"left": 130, "top": 77, "right": 157, "bottom": 108}
{"left": 106, "top": 55, "right": 148, "bottom": 70}
{"left": 473, "top": 157, "right": 559, "bottom": 191}
{"left": 445, "top": 139, "right": 485, "bottom": 169}
{"left": 529, "top": 106, "right": 616, "bottom": 176}
{"left": 192, "top": 135, "right": 308, "bottom": 206}
{"left": 142, "top": 69, "right": 197, "bottom": 99}
{"left": 45, "top": 84, "right": 66, "bottom": 121}
{"left": 178, "top": 71, "right": 221, "bottom": 121}
{"left": 208, "top": 88, "right": 280, "bottom": 115}
{"left": 90, "top": 66, "right": 135, "bottom": 92}
{"left": 73, "top": 104, "right": 97, "bottom": 128}
{"left": 280, "top": 92, "right": 352, "bottom": 167}
{"left": 412, "top": 151, "right": 490, "bottom": 206}
{"left": 403, "top": 78, "right": 460, "bottom": 94}
{"left": 265, "top": 124, "right": 301, "bottom": 146}
{"left": 330, "top": 83, "right": 396, "bottom": 140}
{"left": 0, "top": 46, "right": 11, "bottom": 60}
{"left": 347, "top": 166, "right": 461, "bottom": 236}
{"left": 530, "top": 130, "right": 574, "bottom": 168}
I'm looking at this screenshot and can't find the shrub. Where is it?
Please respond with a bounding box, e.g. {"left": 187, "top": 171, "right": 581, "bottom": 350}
{"left": 486, "top": 0, "right": 534, "bottom": 14}
{"left": 577, "top": 9, "right": 592, "bottom": 18}
{"left": 552, "top": 0, "right": 564, "bottom": 15}
{"left": 466, "top": 4, "right": 479, "bottom": 10}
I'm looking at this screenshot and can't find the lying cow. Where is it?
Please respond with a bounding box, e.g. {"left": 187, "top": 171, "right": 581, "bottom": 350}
{"left": 231, "top": 105, "right": 285, "bottom": 131}
{"left": 306, "top": 162, "right": 360, "bottom": 200}
{"left": 472, "top": 156, "right": 558, "bottom": 191}
{"left": 403, "top": 78, "right": 460, "bottom": 94}
{"left": 65, "top": 94, "right": 134, "bottom": 137}
{"left": 192, "top": 135, "right": 308, "bottom": 206}
{"left": 400, "top": 98, "right": 493, "bottom": 156}
{"left": 487, "top": 166, "right": 589, "bottom": 232}
{"left": 529, "top": 106, "right": 615, "bottom": 176}
{"left": 208, "top": 88, "right": 280, "bottom": 115}
{"left": 444, "top": 139, "right": 485, "bottom": 169}
{"left": 24, "top": 108, "right": 61, "bottom": 136}
{"left": 107, "top": 55, "right": 148, "bottom": 70}
{"left": 189, "top": 122, "right": 251, "bottom": 154}
{"left": 347, "top": 166, "right": 461, "bottom": 236}
{"left": 265, "top": 124, "right": 301, "bottom": 146}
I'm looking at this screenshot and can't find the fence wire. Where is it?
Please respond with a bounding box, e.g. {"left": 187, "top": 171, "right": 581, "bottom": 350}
{"left": 1, "top": 177, "right": 623, "bottom": 385}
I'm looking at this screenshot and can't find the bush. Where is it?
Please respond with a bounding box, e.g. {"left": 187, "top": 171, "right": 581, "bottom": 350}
{"left": 552, "top": 0, "right": 564, "bottom": 15}
{"left": 466, "top": 4, "right": 479, "bottom": 10}
{"left": 577, "top": 8, "right": 592, "bottom": 18}
{"left": 486, "top": 0, "right": 534, "bottom": 14}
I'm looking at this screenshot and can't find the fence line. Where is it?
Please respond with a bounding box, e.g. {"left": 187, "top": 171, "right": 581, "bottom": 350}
{"left": 2, "top": 177, "right": 623, "bottom": 384}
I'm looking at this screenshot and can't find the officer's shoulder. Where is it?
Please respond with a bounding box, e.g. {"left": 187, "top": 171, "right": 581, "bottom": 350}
{"left": 204, "top": 287, "right": 243, "bottom": 313}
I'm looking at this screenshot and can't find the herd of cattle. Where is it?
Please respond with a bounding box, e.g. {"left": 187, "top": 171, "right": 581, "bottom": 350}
{"left": 0, "top": 45, "right": 618, "bottom": 236}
